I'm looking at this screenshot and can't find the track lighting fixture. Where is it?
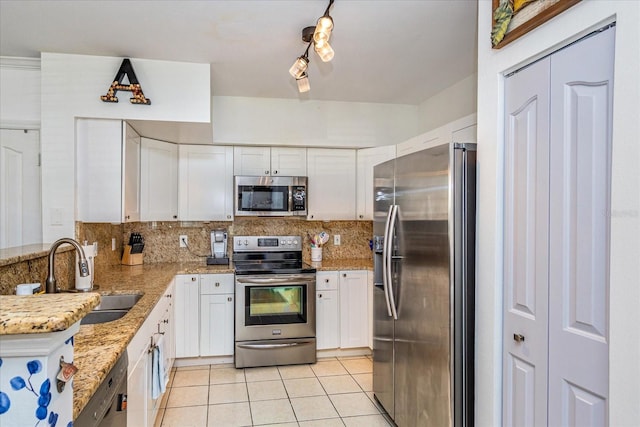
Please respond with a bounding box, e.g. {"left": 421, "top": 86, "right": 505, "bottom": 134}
{"left": 289, "top": 0, "right": 335, "bottom": 93}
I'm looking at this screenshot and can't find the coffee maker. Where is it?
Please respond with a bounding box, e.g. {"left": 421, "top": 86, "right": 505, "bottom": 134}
{"left": 207, "top": 229, "right": 228, "bottom": 265}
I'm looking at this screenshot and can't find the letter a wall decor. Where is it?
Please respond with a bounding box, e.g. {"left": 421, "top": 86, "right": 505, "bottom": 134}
{"left": 100, "top": 58, "right": 151, "bottom": 105}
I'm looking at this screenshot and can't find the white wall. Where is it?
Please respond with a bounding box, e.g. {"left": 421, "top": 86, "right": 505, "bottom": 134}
{"left": 0, "top": 57, "right": 41, "bottom": 128}
{"left": 475, "top": 1, "right": 640, "bottom": 426}
{"left": 40, "top": 53, "right": 211, "bottom": 242}
{"left": 417, "top": 73, "right": 477, "bottom": 134}
{"left": 212, "top": 96, "right": 419, "bottom": 148}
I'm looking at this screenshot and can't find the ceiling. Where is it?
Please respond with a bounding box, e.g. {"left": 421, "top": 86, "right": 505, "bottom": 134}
{"left": 0, "top": 0, "right": 478, "bottom": 106}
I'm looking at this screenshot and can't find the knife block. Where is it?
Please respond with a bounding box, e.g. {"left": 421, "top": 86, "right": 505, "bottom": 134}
{"left": 121, "top": 245, "right": 143, "bottom": 266}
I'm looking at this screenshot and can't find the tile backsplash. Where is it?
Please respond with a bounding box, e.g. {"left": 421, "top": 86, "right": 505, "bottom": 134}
{"left": 81, "top": 218, "right": 373, "bottom": 268}
{"left": 0, "top": 219, "right": 372, "bottom": 295}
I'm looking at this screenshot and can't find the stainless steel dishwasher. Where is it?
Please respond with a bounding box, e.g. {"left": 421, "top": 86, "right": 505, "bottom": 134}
{"left": 75, "top": 351, "right": 128, "bottom": 427}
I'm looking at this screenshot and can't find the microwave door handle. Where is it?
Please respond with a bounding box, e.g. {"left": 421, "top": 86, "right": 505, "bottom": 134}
{"left": 382, "top": 205, "right": 393, "bottom": 317}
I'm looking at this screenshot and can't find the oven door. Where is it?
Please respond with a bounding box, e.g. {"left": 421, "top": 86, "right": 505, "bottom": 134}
{"left": 235, "top": 274, "right": 316, "bottom": 342}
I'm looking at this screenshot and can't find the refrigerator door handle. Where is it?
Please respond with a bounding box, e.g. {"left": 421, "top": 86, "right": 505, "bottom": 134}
{"left": 387, "top": 204, "right": 399, "bottom": 320}
{"left": 382, "top": 205, "right": 394, "bottom": 317}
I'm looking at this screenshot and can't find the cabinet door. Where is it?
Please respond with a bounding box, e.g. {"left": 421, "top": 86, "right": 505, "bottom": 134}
{"left": 396, "top": 126, "right": 448, "bottom": 157}
{"left": 123, "top": 123, "right": 141, "bottom": 222}
{"left": 339, "top": 270, "right": 369, "bottom": 348}
{"left": 307, "top": 148, "right": 357, "bottom": 220}
{"left": 233, "top": 146, "right": 271, "bottom": 175}
{"left": 127, "top": 349, "right": 148, "bottom": 427}
{"left": 200, "top": 294, "right": 235, "bottom": 356}
{"left": 179, "top": 145, "right": 234, "bottom": 220}
{"left": 140, "top": 138, "right": 178, "bottom": 221}
{"left": 76, "top": 118, "right": 124, "bottom": 222}
{"left": 316, "top": 290, "right": 339, "bottom": 350}
{"left": 270, "top": 147, "right": 307, "bottom": 176}
{"left": 174, "top": 275, "right": 200, "bottom": 358}
{"left": 449, "top": 113, "right": 477, "bottom": 143}
{"left": 356, "top": 145, "right": 395, "bottom": 220}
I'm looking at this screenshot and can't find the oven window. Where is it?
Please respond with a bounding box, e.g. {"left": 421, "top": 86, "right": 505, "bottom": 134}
{"left": 245, "top": 285, "right": 307, "bottom": 325}
{"left": 238, "top": 185, "right": 289, "bottom": 211}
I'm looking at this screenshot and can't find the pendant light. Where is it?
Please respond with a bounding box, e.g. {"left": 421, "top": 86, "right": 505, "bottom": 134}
{"left": 288, "top": 0, "right": 336, "bottom": 93}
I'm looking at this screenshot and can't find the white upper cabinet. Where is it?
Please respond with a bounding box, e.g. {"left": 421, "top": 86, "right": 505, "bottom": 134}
{"left": 396, "top": 113, "right": 477, "bottom": 157}
{"left": 179, "top": 145, "right": 234, "bottom": 221}
{"left": 306, "top": 148, "right": 357, "bottom": 220}
{"left": 356, "top": 145, "right": 396, "bottom": 220}
{"left": 140, "top": 137, "right": 178, "bottom": 221}
{"left": 270, "top": 147, "right": 307, "bottom": 176}
{"left": 234, "top": 146, "right": 306, "bottom": 176}
{"left": 124, "top": 124, "right": 141, "bottom": 222}
{"left": 77, "top": 119, "right": 140, "bottom": 223}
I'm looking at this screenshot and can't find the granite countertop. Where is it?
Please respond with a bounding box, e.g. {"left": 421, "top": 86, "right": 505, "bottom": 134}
{"left": 15, "top": 259, "right": 370, "bottom": 419}
{"left": 0, "top": 293, "right": 101, "bottom": 334}
{"left": 71, "top": 262, "right": 233, "bottom": 419}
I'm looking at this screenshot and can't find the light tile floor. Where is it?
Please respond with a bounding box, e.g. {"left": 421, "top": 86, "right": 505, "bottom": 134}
{"left": 157, "top": 356, "right": 393, "bottom": 427}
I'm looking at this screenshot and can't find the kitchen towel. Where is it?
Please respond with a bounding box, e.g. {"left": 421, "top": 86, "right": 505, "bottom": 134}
{"left": 151, "top": 335, "right": 166, "bottom": 400}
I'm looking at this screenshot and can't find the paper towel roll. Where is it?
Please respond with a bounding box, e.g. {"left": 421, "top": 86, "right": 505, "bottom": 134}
{"left": 76, "top": 242, "right": 97, "bottom": 291}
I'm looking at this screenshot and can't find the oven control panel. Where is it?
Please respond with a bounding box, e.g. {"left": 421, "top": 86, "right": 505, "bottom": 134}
{"left": 233, "top": 235, "right": 302, "bottom": 251}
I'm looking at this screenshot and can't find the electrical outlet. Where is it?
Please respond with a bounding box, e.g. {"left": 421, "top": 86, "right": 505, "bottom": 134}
{"left": 334, "top": 234, "right": 341, "bottom": 246}
{"left": 179, "top": 235, "right": 188, "bottom": 248}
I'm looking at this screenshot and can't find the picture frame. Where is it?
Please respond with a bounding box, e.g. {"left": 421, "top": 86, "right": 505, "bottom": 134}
{"left": 491, "top": 0, "right": 582, "bottom": 49}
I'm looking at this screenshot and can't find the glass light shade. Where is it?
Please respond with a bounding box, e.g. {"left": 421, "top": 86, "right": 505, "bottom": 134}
{"left": 288, "top": 56, "right": 308, "bottom": 78}
{"left": 314, "top": 40, "right": 334, "bottom": 62}
{"left": 296, "top": 75, "right": 310, "bottom": 93}
{"left": 313, "top": 16, "right": 333, "bottom": 43}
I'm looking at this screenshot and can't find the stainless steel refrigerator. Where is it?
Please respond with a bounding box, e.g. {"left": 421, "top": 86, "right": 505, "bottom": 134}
{"left": 372, "top": 143, "right": 476, "bottom": 427}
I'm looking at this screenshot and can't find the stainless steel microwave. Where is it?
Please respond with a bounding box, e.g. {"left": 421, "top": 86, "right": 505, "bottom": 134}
{"left": 235, "top": 176, "right": 307, "bottom": 217}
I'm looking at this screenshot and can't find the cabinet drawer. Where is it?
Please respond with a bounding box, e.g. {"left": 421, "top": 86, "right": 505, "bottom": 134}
{"left": 200, "top": 273, "right": 235, "bottom": 294}
{"left": 316, "top": 271, "right": 339, "bottom": 291}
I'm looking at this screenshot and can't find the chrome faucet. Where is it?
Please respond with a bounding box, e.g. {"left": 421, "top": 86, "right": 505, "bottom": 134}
{"left": 45, "top": 238, "right": 90, "bottom": 293}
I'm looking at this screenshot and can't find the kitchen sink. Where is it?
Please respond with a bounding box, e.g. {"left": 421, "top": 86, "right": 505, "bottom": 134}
{"left": 80, "top": 293, "right": 142, "bottom": 325}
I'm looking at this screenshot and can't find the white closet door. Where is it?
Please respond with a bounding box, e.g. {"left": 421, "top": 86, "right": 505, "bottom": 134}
{"left": 503, "top": 57, "right": 551, "bottom": 427}
{"left": 0, "top": 129, "right": 41, "bottom": 248}
{"left": 548, "top": 27, "right": 614, "bottom": 426}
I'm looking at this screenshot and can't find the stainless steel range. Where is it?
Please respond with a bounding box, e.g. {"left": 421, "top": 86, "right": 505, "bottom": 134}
{"left": 233, "top": 235, "right": 317, "bottom": 368}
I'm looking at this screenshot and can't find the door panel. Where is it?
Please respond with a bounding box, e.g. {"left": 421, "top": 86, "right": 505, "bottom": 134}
{"left": 503, "top": 56, "right": 550, "bottom": 427}
{"left": 0, "top": 129, "right": 41, "bottom": 249}
{"left": 548, "top": 27, "right": 614, "bottom": 425}
{"left": 504, "top": 354, "right": 536, "bottom": 427}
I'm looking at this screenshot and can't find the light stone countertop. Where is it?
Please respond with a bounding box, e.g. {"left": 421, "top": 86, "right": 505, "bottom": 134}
{"left": 0, "top": 293, "right": 101, "bottom": 334}
{"left": 6, "top": 259, "right": 371, "bottom": 419}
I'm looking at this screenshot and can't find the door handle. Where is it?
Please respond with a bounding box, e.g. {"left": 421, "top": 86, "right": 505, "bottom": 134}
{"left": 513, "top": 333, "right": 525, "bottom": 343}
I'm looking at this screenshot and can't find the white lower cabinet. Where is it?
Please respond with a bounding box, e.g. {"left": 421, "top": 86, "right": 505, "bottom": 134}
{"left": 174, "top": 273, "right": 235, "bottom": 358}
{"left": 200, "top": 274, "right": 235, "bottom": 356}
{"left": 316, "top": 271, "right": 340, "bottom": 350}
{"left": 316, "top": 270, "right": 369, "bottom": 350}
{"left": 338, "top": 270, "right": 369, "bottom": 349}
{"left": 127, "top": 280, "right": 175, "bottom": 427}
{"left": 174, "top": 274, "right": 200, "bottom": 358}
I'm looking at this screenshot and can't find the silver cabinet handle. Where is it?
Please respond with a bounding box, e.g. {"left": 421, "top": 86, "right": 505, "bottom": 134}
{"left": 215, "top": 282, "right": 220, "bottom": 287}
{"left": 318, "top": 294, "right": 323, "bottom": 298}
{"left": 325, "top": 279, "right": 329, "bottom": 283}
{"left": 191, "top": 277, "right": 197, "bottom": 282}
{"left": 513, "top": 333, "right": 525, "bottom": 343}
{"left": 265, "top": 170, "right": 270, "bottom": 175}
{"left": 227, "top": 297, "right": 232, "bottom": 302}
